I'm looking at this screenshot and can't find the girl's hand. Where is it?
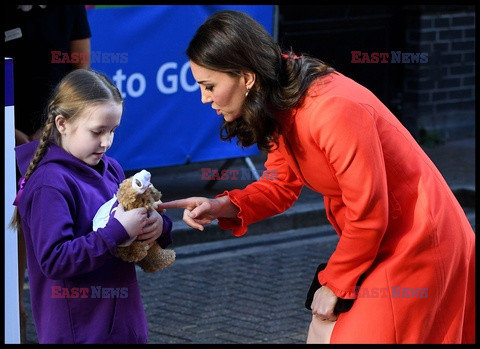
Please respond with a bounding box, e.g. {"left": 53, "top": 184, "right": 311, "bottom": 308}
{"left": 136, "top": 209, "right": 163, "bottom": 244}
{"left": 113, "top": 204, "right": 148, "bottom": 239}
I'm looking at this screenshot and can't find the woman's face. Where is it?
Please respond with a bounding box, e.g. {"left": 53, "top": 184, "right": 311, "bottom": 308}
{"left": 189, "top": 60, "right": 250, "bottom": 122}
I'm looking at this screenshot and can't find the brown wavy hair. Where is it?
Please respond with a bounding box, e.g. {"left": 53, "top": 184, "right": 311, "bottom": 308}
{"left": 186, "top": 10, "right": 334, "bottom": 153}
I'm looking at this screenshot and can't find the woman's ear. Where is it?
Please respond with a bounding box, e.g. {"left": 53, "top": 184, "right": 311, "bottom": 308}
{"left": 243, "top": 71, "right": 256, "bottom": 90}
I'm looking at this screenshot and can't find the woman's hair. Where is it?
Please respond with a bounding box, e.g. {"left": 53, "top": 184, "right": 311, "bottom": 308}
{"left": 186, "top": 10, "right": 334, "bottom": 152}
{"left": 10, "top": 68, "right": 123, "bottom": 229}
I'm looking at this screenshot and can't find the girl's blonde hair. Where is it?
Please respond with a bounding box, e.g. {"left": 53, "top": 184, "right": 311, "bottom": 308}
{"left": 10, "top": 69, "right": 123, "bottom": 229}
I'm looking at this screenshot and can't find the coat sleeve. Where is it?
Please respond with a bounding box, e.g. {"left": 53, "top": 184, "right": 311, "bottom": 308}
{"left": 311, "top": 96, "right": 390, "bottom": 299}
{"left": 217, "top": 148, "right": 304, "bottom": 236}
{"left": 157, "top": 213, "right": 173, "bottom": 248}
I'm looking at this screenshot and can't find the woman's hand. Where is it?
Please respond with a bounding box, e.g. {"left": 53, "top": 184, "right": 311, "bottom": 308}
{"left": 311, "top": 285, "right": 339, "bottom": 322}
{"left": 156, "top": 196, "right": 238, "bottom": 231}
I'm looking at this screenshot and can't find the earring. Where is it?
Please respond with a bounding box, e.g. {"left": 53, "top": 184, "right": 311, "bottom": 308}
{"left": 245, "top": 88, "right": 250, "bottom": 97}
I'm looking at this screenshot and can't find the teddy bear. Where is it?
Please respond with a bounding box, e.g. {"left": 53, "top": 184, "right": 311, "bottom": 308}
{"left": 114, "top": 169, "right": 175, "bottom": 273}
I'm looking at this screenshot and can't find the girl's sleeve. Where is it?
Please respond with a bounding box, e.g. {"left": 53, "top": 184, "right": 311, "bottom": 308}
{"left": 25, "top": 186, "right": 130, "bottom": 280}
{"left": 216, "top": 149, "right": 304, "bottom": 236}
{"left": 157, "top": 213, "right": 173, "bottom": 248}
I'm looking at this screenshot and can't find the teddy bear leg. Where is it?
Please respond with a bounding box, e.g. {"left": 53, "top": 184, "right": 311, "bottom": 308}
{"left": 115, "top": 241, "right": 149, "bottom": 263}
{"left": 137, "top": 243, "right": 175, "bottom": 273}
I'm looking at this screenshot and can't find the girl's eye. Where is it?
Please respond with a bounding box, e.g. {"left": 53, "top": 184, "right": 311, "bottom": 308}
{"left": 205, "top": 85, "right": 213, "bottom": 92}
{"left": 92, "top": 130, "right": 102, "bottom": 135}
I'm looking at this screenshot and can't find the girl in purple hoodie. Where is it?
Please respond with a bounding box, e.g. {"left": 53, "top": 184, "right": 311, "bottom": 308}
{"left": 12, "top": 69, "right": 173, "bottom": 344}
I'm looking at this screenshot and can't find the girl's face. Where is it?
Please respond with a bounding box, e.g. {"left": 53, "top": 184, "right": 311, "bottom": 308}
{"left": 56, "top": 102, "right": 122, "bottom": 166}
{"left": 189, "top": 60, "right": 254, "bottom": 122}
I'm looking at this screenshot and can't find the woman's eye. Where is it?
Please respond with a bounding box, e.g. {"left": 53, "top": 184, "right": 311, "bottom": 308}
{"left": 205, "top": 85, "right": 213, "bottom": 91}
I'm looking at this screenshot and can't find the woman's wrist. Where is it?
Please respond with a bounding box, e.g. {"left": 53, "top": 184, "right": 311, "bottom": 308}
{"left": 215, "top": 195, "right": 240, "bottom": 218}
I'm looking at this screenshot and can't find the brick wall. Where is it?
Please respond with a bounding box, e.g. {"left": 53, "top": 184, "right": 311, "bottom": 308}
{"left": 402, "top": 5, "right": 475, "bottom": 141}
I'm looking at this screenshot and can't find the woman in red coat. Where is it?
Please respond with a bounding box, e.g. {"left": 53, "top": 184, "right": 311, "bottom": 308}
{"left": 158, "top": 10, "right": 475, "bottom": 343}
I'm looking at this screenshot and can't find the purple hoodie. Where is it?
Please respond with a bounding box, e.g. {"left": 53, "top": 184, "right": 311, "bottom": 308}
{"left": 15, "top": 140, "right": 172, "bottom": 344}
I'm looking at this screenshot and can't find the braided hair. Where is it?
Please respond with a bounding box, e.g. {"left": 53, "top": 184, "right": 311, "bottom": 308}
{"left": 10, "top": 69, "right": 123, "bottom": 230}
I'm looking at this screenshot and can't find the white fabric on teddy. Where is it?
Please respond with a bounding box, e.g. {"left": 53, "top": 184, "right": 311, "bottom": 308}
{"left": 92, "top": 194, "right": 135, "bottom": 247}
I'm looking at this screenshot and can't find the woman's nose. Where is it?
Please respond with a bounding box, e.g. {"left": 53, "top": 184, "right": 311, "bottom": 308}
{"left": 201, "top": 91, "right": 212, "bottom": 104}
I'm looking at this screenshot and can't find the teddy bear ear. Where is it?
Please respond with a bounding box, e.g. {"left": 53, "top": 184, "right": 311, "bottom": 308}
{"left": 133, "top": 178, "right": 143, "bottom": 190}
{"left": 132, "top": 170, "right": 152, "bottom": 194}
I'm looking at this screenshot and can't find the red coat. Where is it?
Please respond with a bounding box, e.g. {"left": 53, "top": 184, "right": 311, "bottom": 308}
{"left": 218, "top": 73, "right": 475, "bottom": 343}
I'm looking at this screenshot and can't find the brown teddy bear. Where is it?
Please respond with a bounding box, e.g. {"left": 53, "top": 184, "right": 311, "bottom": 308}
{"left": 115, "top": 169, "right": 175, "bottom": 272}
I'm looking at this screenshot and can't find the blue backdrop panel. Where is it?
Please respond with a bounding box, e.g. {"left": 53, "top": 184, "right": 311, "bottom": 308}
{"left": 87, "top": 5, "right": 274, "bottom": 171}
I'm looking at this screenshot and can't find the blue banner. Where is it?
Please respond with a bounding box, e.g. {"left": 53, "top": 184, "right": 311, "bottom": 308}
{"left": 87, "top": 5, "right": 274, "bottom": 170}
{"left": 4, "top": 58, "right": 14, "bottom": 107}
